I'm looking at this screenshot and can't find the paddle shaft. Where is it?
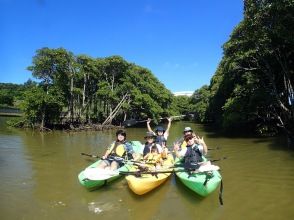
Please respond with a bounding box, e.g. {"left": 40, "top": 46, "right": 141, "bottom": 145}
{"left": 81, "top": 152, "right": 155, "bottom": 165}
{"left": 210, "top": 157, "right": 227, "bottom": 162}
{"left": 120, "top": 169, "right": 183, "bottom": 175}
{"left": 119, "top": 167, "right": 217, "bottom": 175}
{"left": 81, "top": 152, "right": 100, "bottom": 158}
{"left": 122, "top": 114, "right": 188, "bottom": 127}
{"left": 81, "top": 153, "right": 124, "bottom": 162}
{"left": 208, "top": 146, "right": 221, "bottom": 150}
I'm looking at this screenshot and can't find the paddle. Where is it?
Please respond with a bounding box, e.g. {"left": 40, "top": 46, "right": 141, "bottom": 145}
{"left": 210, "top": 157, "right": 227, "bottom": 163}
{"left": 122, "top": 115, "right": 188, "bottom": 127}
{"left": 166, "top": 146, "right": 221, "bottom": 152}
{"left": 81, "top": 152, "right": 155, "bottom": 165}
{"left": 83, "top": 167, "right": 120, "bottom": 180}
{"left": 81, "top": 152, "right": 101, "bottom": 158}
{"left": 119, "top": 165, "right": 220, "bottom": 176}
{"left": 81, "top": 152, "right": 126, "bottom": 162}
{"left": 176, "top": 157, "right": 227, "bottom": 167}
{"left": 208, "top": 146, "right": 221, "bottom": 151}
{"left": 122, "top": 119, "right": 148, "bottom": 127}
{"left": 120, "top": 169, "right": 184, "bottom": 175}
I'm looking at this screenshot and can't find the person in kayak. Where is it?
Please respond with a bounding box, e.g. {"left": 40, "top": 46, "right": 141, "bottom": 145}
{"left": 174, "top": 127, "right": 208, "bottom": 155}
{"left": 174, "top": 134, "right": 208, "bottom": 169}
{"left": 143, "top": 132, "right": 164, "bottom": 157}
{"left": 143, "top": 145, "right": 163, "bottom": 169}
{"left": 98, "top": 130, "right": 137, "bottom": 170}
{"left": 146, "top": 117, "right": 172, "bottom": 148}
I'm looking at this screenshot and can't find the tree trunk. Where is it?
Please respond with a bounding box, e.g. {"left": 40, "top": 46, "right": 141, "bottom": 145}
{"left": 82, "top": 73, "right": 86, "bottom": 108}
{"left": 70, "top": 75, "right": 74, "bottom": 123}
{"left": 40, "top": 110, "right": 45, "bottom": 131}
{"left": 102, "top": 93, "right": 128, "bottom": 125}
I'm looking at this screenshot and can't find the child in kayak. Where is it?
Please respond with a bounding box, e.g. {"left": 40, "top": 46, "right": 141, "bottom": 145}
{"left": 143, "top": 144, "right": 163, "bottom": 169}
{"left": 146, "top": 117, "right": 172, "bottom": 148}
{"left": 143, "top": 132, "right": 163, "bottom": 157}
{"left": 98, "top": 130, "right": 138, "bottom": 170}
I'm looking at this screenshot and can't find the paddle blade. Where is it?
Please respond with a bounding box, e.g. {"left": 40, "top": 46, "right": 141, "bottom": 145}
{"left": 83, "top": 168, "right": 119, "bottom": 180}
{"left": 122, "top": 119, "right": 138, "bottom": 127}
{"left": 198, "top": 164, "right": 220, "bottom": 172}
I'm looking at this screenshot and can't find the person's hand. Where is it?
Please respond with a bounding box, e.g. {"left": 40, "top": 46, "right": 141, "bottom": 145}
{"left": 147, "top": 118, "right": 151, "bottom": 124}
{"left": 173, "top": 142, "right": 180, "bottom": 151}
{"left": 167, "top": 117, "right": 172, "bottom": 122}
{"left": 102, "top": 155, "right": 107, "bottom": 160}
{"left": 195, "top": 136, "right": 205, "bottom": 145}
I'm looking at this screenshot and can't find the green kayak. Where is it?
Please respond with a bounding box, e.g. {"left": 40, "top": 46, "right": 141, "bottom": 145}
{"left": 174, "top": 157, "right": 222, "bottom": 197}
{"left": 78, "top": 141, "right": 144, "bottom": 190}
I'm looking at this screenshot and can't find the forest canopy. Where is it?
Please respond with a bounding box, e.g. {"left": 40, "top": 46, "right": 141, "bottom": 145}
{"left": 18, "top": 48, "right": 182, "bottom": 129}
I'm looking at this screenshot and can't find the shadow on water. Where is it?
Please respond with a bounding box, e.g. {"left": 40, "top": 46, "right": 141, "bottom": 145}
{"left": 95, "top": 178, "right": 125, "bottom": 191}
{"left": 265, "top": 135, "right": 294, "bottom": 158}
{"left": 124, "top": 178, "right": 170, "bottom": 200}
{"left": 173, "top": 176, "right": 205, "bottom": 204}
{"left": 202, "top": 124, "right": 261, "bottom": 139}
{"left": 201, "top": 123, "right": 294, "bottom": 152}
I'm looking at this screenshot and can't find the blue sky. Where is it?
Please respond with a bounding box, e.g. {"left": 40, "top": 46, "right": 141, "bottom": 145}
{"left": 0, "top": 0, "right": 243, "bottom": 92}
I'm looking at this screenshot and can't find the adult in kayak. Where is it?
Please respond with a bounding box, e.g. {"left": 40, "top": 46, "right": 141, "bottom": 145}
{"left": 175, "top": 127, "right": 208, "bottom": 155}
{"left": 97, "top": 130, "right": 138, "bottom": 170}
{"left": 142, "top": 132, "right": 164, "bottom": 157}
{"left": 146, "top": 117, "right": 172, "bottom": 148}
{"left": 173, "top": 134, "right": 221, "bottom": 197}
{"left": 174, "top": 134, "right": 208, "bottom": 169}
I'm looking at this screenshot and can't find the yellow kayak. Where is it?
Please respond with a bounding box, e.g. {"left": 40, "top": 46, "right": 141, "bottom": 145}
{"left": 125, "top": 154, "right": 174, "bottom": 195}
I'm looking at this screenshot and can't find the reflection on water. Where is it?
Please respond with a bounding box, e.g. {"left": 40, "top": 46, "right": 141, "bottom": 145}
{"left": 0, "top": 117, "right": 294, "bottom": 220}
{"left": 88, "top": 201, "right": 120, "bottom": 214}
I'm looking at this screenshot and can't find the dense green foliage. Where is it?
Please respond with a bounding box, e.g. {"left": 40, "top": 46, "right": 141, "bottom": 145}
{"left": 20, "top": 86, "right": 64, "bottom": 128}
{"left": 0, "top": 81, "right": 38, "bottom": 107}
{"left": 21, "top": 48, "right": 176, "bottom": 128}
{"left": 191, "top": 0, "right": 294, "bottom": 138}
{"left": 190, "top": 85, "right": 210, "bottom": 123}
{"left": 169, "top": 95, "right": 195, "bottom": 118}
{"left": 0, "top": 83, "right": 27, "bottom": 106}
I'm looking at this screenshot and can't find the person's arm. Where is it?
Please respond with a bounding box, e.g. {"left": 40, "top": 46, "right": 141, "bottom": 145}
{"left": 161, "top": 145, "right": 168, "bottom": 158}
{"left": 164, "top": 117, "right": 172, "bottom": 139}
{"left": 102, "top": 149, "right": 111, "bottom": 159}
{"left": 146, "top": 118, "right": 155, "bottom": 134}
{"left": 102, "top": 141, "right": 116, "bottom": 159}
{"left": 173, "top": 142, "right": 185, "bottom": 158}
{"left": 156, "top": 143, "right": 163, "bottom": 153}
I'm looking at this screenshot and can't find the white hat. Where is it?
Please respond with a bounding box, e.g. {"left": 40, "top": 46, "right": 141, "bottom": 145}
{"left": 184, "top": 127, "right": 193, "bottom": 132}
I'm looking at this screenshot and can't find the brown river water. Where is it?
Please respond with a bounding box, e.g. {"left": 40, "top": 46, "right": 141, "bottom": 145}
{"left": 0, "top": 117, "right": 294, "bottom": 220}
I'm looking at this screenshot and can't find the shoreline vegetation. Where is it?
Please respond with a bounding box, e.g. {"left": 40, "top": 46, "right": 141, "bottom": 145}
{"left": 5, "top": 116, "right": 123, "bottom": 132}
{"left": 0, "top": 1, "right": 293, "bottom": 145}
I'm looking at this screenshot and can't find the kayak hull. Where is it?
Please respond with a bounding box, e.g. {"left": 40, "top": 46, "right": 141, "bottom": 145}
{"left": 125, "top": 171, "right": 171, "bottom": 195}
{"left": 78, "top": 141, "right": 144, "bottom": 190}
{"left": 175, "top": 158, "right": 222, "bottom": 197}
{"left": 125, "top": 154, "right": 174, "bottom": 195}
{"left": 78, "top": 160, "right": 132, "bottom": 190}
